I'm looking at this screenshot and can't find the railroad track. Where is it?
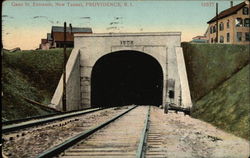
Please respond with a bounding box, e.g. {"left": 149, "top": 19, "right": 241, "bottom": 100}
{"left": 37, "top": 106, "right": 151, "bottom": 158}
{"left": 2, "top": 107, "right": 97, "bottom": 126}
{"left": 4, "top": 106, "right": 249, "bottom": 158}
{"left": 2, "top": 107, "right": 102, "bottom": 134}
{"left": 145, "top": 108, "right": 167, "bottom": 158}
{"left": 2, "top": 106, "right": 136, "bottom": 158}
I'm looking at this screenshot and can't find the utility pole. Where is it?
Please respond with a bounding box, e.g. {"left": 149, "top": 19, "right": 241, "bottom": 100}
{"left": 216, "top": 3, "right": 219, "bottom": 43}
{"left": 62, "top": 22, "right": 67, "bottom": 112}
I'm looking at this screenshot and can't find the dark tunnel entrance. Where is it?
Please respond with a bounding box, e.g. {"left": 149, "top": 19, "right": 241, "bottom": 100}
{"left": 91, "top": 50, "right": 163, "bottom": 107}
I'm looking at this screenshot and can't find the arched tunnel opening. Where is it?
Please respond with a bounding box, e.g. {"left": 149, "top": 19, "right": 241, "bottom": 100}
{"left": 91, "top": 50, "right": 163, "bottom": 107}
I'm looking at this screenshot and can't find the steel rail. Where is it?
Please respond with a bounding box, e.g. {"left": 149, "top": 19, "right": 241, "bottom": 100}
{"left": 36, "top": 105, "right": 138, "bottom": 158}
{"left": 2, "top": 107, "right": 97, "bottom": 126}
{"left": 2, "top": 108, "right": 102, "bottom": 134}
{"left": 3, "top": 113, "right": 61, "bottom": 126}
{"left": 136, "top": 106, "right": 151, "bottom": 158}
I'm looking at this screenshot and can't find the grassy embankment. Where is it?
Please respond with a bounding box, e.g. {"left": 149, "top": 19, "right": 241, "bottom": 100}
{"left": 2, "top": 48, "right": 72, "bottom": 121}
{"left": 2, "top": 44, "right": 250, "bottom": 140}
{"left": 182, "top": 43, "right": 250, "bottom": 140}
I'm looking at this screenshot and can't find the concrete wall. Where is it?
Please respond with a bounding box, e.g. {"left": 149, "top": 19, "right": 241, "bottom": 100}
{"left": 50, "top": 32, "right": 193, "bottom": 111}
{"left": 175, "top": 47, "right": 192, "bottom": 108}
{"left": 74, "top": 32, "right": 191, "bottom": 109}
{"left": 49, "top": 48, "right": 81, "bottom": 111}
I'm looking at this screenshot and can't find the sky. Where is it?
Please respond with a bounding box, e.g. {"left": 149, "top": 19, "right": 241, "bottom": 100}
{"left": 2, "top": 0, "right": 242, "bottom": 50}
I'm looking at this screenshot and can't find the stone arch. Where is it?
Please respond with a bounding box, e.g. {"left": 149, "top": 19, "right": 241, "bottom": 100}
{"left": 90, "top": 50, "right": 164, "bottom": 107}
{"left": 51, "top": 32, "right": 192, "bottom": 111}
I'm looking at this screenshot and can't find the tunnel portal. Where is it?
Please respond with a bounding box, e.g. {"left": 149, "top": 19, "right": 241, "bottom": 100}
{"left": 51, "top": 32, "right": 193, "bottom": 111}
{"left": 91, "top": 50, "right": 163, "bottom": 107}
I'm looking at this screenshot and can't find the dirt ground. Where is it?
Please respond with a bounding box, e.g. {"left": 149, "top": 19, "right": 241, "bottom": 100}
{"left": 146, "top": 106, "right": 249, "bottom": 158}
{"left": 2, "top": 106, "right": 249, "bottom": 158}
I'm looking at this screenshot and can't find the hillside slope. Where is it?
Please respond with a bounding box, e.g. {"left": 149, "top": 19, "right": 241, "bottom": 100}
{"left": 191, "top": 64, "right": 249, "bottom": 140}
{"left": 2, "top": 49, "right": 72, "bottom": 121}
{"left": 182, "top": 43, "right": 249, "bottom": 140}
{"left": 182, "top": 43, "right": 249, "bottom": 101}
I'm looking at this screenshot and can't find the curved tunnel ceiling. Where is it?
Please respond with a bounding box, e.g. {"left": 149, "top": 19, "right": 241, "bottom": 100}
{"left": 91, "top": 50, "right": 163, "bottom": 107}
